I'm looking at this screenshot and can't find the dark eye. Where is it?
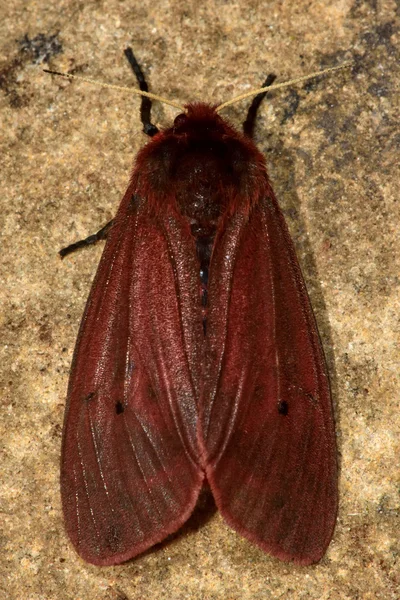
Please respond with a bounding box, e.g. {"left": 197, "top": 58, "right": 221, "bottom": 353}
{"left": 174, "top": 113, "right": 187, "bottom": 128}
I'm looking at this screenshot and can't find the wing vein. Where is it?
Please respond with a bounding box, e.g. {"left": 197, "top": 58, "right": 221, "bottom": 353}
{"left": 77, "top": 438, "right": 101, "bottom": 549}
{"left": 123, "top": 412, "right": 164, "bottom": 523}
{"left": 87, "top": 408, "right": 115, "bottom": 513}
{"left": 204, "top": 216, "right": 245, "bottom": 438}
{"left": 164, "top": 219, "right": 198, "bottom": 398}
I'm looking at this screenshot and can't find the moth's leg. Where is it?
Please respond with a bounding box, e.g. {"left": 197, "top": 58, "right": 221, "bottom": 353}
{"left": 124, "top": 47, "right": 159, "bottom": 137}
{"left": 243, "top": 73, "right": 276, "bottom": 138}
{"left": 59, "top": 219, "right": 114, "bottom": 258}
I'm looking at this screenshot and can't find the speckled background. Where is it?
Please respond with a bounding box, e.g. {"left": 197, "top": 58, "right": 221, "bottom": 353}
{"left": 1, "top": 1, "right": 399, "bottom": 599}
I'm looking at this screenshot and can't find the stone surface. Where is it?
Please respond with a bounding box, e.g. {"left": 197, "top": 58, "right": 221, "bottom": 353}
{"left": 1, "top": 0, "right": 399, "bottom": 599}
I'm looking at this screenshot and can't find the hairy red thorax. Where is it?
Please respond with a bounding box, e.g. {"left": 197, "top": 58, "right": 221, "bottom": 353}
{"left": 133, "top": 103, "right": 269, "bottom": 222}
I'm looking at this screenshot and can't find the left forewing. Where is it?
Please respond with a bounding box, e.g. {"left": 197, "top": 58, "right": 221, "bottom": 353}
{"left": 61, "top": 197, "right": 204, "bottom": 565}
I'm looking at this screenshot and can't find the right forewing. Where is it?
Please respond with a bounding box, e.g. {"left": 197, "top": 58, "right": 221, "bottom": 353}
{"left": 201, "top": 195, "right": 337, "bottom": 565}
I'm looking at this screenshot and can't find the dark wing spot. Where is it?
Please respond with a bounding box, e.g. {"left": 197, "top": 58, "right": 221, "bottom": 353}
{"left": 115, "top": 401, "right": 125, "bottom": 415}
{"left": 278, "top": 400, "right": 289, "bottom": 415}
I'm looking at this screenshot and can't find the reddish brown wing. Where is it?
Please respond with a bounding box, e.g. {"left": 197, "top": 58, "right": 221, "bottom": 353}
{"left": 61, "top": 189, "right": 204, "bottom": 565}
{"left": 201, "top": 193, "right": 337, "bottom": 565}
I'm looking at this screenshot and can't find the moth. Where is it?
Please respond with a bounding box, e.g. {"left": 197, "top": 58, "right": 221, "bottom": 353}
{"left": 50, "top": 50, "right": 349, "bottom": 565}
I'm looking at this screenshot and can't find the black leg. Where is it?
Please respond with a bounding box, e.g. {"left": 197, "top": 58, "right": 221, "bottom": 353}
{"left": 124, "top": 47, "right": 159, "bottom": 137}
{"left": 59, "top": 219, "right": 114, "bottom": 258}
{"left": 242, "top": 73, "right": 277, "bottom": 138}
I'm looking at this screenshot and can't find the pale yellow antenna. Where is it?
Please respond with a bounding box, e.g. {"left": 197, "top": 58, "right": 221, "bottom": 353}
{"left": 43, "top": 69, "right": 185, "bottom": 111}
{"left": 44, "top": 61, "right": 353, "bottom": 114}
{"left": 215, "top": 62, "right": 353, "bottom": 112}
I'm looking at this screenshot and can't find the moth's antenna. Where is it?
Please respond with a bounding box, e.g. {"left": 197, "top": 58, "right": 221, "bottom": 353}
{"left": 43, "top": 69, "right": 185, "bottom": 111}
{"left": 215, "top": 62, "right": 353, "bottom": 112}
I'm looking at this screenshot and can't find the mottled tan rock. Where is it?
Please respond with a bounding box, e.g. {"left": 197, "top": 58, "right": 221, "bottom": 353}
{"left": 1, "top": 0, "right": 399, "bottom": 599}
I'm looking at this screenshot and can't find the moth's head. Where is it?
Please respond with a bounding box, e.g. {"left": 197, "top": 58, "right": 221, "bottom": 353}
{"left": 160, "top": 102, "right": 259, "bottom": 185}
{"left": 171, "top": 103, "right": 228, "bottom": 139}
